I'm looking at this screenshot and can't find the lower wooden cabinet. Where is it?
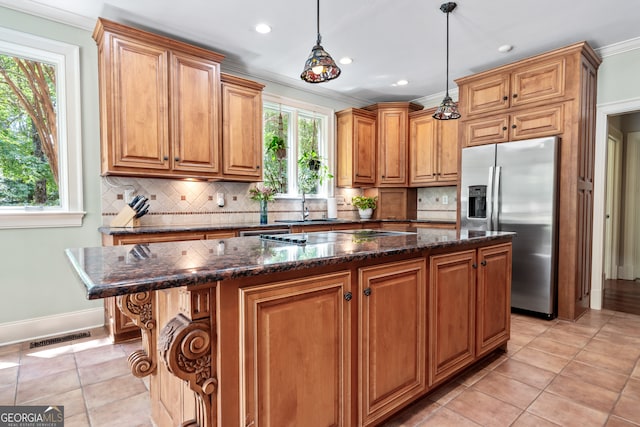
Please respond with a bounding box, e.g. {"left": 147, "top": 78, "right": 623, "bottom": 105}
{"left": 359, "top": 259, "right": 427, "bottom": 426}
{"left": 429, "top": 250, "right": 477, "bottom": 386}
{"left": 240, "top": 272, "right": 352, "bottom": 427}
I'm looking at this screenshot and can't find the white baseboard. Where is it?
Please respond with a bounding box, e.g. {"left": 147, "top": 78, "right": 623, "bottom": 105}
{"left": 0, "top": 307, "right": 104, "bottom": 346}
{"left": 590, "top": 288, "right": 603, "bottom": 310}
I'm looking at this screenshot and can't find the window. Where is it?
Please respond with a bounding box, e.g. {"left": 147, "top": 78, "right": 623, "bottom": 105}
{"left": 263, "top": 95, "right": 334, "bottom": 198}
{"left": 0, "top": 27, "right": 83, "bottom": 228}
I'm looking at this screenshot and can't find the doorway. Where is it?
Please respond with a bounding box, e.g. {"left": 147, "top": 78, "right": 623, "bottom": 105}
{"left": 593, "top": 105, "right": 640, "bottom": 315}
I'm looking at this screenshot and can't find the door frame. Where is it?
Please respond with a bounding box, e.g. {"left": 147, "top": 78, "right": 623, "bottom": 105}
{"left": 592, "top": 98, "right": 640, "bottom": 309}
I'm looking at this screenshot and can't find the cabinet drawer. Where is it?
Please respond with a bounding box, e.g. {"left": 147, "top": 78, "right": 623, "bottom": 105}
{"left": 463, "top": 116, "right": 509, "bottom": 147}
{"left": 511, "top": 104, "right": 564, "bottom": 140}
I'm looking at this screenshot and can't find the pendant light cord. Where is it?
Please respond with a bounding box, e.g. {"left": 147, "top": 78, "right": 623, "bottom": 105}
{"left": 445, "top": 8, "right": 450, "bottom": 96}
{"left": 316, "top": 0, "right": 321, "bottom": 45}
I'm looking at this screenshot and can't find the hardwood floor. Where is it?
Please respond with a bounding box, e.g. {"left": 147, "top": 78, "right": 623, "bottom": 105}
{"left": 603, "top": 279, "right": 640, "bottom": 315}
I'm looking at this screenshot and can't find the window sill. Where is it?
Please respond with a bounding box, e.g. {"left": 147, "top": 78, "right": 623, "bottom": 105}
{"left": 0, "top": 211, "right": 86, "bottom": 229}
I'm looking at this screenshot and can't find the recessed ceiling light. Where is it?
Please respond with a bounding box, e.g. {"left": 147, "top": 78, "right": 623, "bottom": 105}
{"left": 498, "top": 44, "right": 513, "bottom": 53}
{"left": 339, "top": 57, "right": 353, "bottom": 65}
{"left": 255, "top": 23, "right": 272, "bottom": 34}
{"left": 395, "top": 79, "right": 409, "bottom": 86}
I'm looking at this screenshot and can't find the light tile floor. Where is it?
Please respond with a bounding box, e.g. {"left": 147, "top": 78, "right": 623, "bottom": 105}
{"left": 1, "top": 309, "right": 640, "bottom": 426}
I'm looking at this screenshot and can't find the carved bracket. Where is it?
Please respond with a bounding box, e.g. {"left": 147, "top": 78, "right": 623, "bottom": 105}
{"left": 117, "top": 292, "right": 156, "bottom": 377}
{"left": 160, "top": 313, "right": 217, "bottom": 427}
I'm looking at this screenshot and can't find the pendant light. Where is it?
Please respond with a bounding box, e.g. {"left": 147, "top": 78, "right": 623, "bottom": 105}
{"left": 300, "top": 0, "right": 341, "bottom": 83}
{"left": 433, "top": 2, "right": 461, "bottom": 120}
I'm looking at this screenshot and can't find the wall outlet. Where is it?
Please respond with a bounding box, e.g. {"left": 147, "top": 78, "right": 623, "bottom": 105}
{"left": 217, "top": 192, "right": 225, "bottom": 207}
{"left": 442, "top": 195, "right": 448, "bottom": 205}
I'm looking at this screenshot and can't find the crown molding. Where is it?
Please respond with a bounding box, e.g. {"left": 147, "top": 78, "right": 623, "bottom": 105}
{"left": 596, "top": 36, "right": 640, "bottom": 58}
{"left": 0, "top": 0, "right": 95, "bottom": 30}
{"left": 411, "top": 88, "right": 459, "bottom": 108}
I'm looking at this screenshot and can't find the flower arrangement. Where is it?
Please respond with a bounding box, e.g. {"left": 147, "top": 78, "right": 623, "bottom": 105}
{"left": 352, "top": 195, "right": 378, "bottom": 210}
{"left": 249, "top": 184, "right": 276, "bottom": 202}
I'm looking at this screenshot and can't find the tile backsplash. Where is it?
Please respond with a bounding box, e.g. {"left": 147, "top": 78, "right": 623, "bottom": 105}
{"left": 101, "top": 177, "right": 457, "bottom": 226}
{"left": 101, "top": 177, "right": 367, "bottom": 226}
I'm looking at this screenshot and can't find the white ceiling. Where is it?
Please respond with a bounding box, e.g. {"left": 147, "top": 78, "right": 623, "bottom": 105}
{"left": 4, "top": 0, "right": 640, "bottom": 105}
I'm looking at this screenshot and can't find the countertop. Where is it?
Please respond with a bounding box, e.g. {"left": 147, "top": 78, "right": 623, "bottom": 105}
{"left": 67, "top": 228, "right": 513, "bottom": 300}
{"left": 98, "top": 219, "right": 456, "bottom": 235}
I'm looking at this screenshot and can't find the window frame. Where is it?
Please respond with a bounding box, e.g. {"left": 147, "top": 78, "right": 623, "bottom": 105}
{"left": 263, "top": 94, "right": 335, "bottom": 199}
{"left": 0, "top": 26, "right": 84, "bottom": 229}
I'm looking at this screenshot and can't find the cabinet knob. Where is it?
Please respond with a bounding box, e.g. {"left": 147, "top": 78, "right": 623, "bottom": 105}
{"left": 163, "top": 156, "right": 169, "bottom": 161}
{"left": 513, "top": 94, "right": 518, "bottom": 98}
{"left": 502, "top": 96, "right": 508, "bottom": 101}
{"left": 502, "top": 126, "right": 507, "bottom": 131}
{"left": 481, "top": 260, "right": 487, "bottom": 266}
{"left": 432, "top": 173, "right": 436, "bottom": 176}
{"left": 512, "top": 124, "right": 517, "bottom": 129}
{"left": 381, "top": 175, "right": 385, "bottom": 179}
{"left": 363, "top": 287, "right": 372, "bottom": 297}
{"left": 472, "top": 263, "right": 477, "bottom": 269}
{"left": 256, "top": 165, "right": 260, "bottom": 169}
{"left": 344, "top": 292, "right": 352, "bottom": 301}
{"left": 174, "top": 157, "right": 180, "bottom": 161}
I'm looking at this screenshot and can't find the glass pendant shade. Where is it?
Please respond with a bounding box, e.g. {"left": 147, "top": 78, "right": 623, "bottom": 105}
{"left": 301, "top": 0, "right": 341, "bottom": 83}
{"left": 301, "top": 41, "right": 341, "bottom": 83}
{"left": 433, "top": 2, "right": 460, "bottom": 120}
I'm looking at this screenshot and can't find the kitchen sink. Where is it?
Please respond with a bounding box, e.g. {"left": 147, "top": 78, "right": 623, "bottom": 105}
{"left": 274, "top": 219, "right": 339, "bottom": 224}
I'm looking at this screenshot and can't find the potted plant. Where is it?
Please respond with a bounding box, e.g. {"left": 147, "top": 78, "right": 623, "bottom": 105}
{"left": 297, "top": 150, "right": 333, "bottom": 195}
{"left": 352, "top": 195, "right": 377, "bottom": 219}
{"left": 266, "top": 134, "right": 287, "bottom": 159}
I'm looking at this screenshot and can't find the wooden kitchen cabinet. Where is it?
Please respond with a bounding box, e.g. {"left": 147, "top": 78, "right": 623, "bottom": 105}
{"left": 336, "top": 108, "right": 377, "bottom": 187}
{"left": 93, "top": 18, "right": 224, "bottom": 179}
{"left": 220, "top": 73, "right": 264, "bottom": 181}
{"left": 240, "top": 272, "right": 351, "bottom": 427}
{"left": 476, "top": 243, "right": 512, "bottom": 358}
{"left": 358, "top": 259, "right": 427, "bottom": 426}
{"left": 460, "top": 56, "right": 565, "bottom": 116}
{"left": 409, "top": 108, "right": 459, "bottom": 186}
{"left": 364, "top": 187, "right": 417, "bottom": 220}
{"left": 462, "top": 103, "right": 564, "bottom": 147}
{"left": 363, "top": 102, "right": 422, "bottom": 186}
{"left": 429, "top": 249, "right": 476, "bottom": 386}
{"left": 456, "top": 41, "right": 600, "bottom": 320}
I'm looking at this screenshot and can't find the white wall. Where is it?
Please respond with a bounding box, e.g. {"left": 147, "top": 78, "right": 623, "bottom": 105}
{"left": 592, "top": 39, "right": 640, "bottom": 309}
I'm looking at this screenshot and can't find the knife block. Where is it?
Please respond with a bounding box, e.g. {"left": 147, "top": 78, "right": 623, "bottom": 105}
{"left": 110, "top": 205, "right": 141, "bottom": 228}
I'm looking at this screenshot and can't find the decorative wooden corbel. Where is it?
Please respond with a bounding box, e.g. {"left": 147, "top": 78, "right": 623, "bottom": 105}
{"left": 159, "top": 313, "right": 217, "bottom": 427}
{"left": 117, "top": 291, "right": 156, "bottom": 377}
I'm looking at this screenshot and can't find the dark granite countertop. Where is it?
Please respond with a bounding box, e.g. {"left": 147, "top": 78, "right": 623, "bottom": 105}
{"left": 68, "top": 229, "right": 512, "bottom": 300}
{"left": 99, "top": 219, "right": 456, "bottom": 235}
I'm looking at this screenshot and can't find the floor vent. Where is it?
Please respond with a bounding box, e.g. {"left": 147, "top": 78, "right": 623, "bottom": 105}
{"left": 29, "top": 331, "right": 91, "bottom": 349}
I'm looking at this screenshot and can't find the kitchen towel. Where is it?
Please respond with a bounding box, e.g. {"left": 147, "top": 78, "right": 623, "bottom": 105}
{"left": 327, "top": 198, "right": 337, "bottom": 219}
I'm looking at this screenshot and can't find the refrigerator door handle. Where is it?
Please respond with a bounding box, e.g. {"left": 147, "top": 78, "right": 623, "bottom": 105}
{"left": 494, "top": 165, "right": 502, "bottom": 230}
{"left": 487, "top": 166, "right": 494, "bottom": 230}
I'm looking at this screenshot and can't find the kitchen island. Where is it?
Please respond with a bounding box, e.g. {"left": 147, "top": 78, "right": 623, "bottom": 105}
{"left": 66, "top": 228, "right": 513, "bottom": 427}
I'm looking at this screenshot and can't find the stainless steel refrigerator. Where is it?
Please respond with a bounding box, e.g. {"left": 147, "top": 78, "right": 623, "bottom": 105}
{"left": 461, "top": 137, "right": 559, "bottom": 318}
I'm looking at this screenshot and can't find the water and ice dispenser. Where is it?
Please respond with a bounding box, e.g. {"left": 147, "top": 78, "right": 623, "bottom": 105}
{"left": 468, "top": 185, "right": 487, "bottom": 218}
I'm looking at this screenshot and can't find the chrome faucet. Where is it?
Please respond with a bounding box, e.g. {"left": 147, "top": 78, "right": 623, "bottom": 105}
{"left": 301, "top": 193, "right": 309, "bottom": 221}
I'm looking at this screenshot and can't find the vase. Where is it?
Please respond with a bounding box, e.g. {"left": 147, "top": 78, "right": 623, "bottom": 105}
{"left": 260, "top": 200, "right": 268, "bottom": 224}
{"left": 358, "top": 208, "right": 373, "bottom": 220}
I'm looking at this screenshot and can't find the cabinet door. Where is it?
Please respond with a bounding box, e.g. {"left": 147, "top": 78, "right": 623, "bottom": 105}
{"left": 221, "top": 79, "right": 263, "bottom": 179}
{"left": 241, "top": 272, "right": 351, "bottom": 427}
{"left": 510, "top": 104, "right": 564, "bottom": 140}
{"left": 510, "top": 58, "right": 565, "bottom": 108}
{"left": 437, "top": 119, "right": 459, "bottom": 182}
{"left": 377, "top": 108, "right": 408, "bottom": 186}
{"left": 461, "top": 73, "right": 510, "bottom": 116}
{"left": 359, "top": 259, "right": 427, "bottom": 426}
{"left": 462, "top": 116, "right": 509, "bottom": 147}
{"left": 171, "top": 52, "right": 220, "bottom": 174}
{"left": 429, "top": 250, "right": 476, "bottom": 386}
{"left": 409, "top": 113, "right": 437, "bottom": 185}
{"left": 354, "top": 113, "right": 377, "bottom": 186}
{"left": 476, "top": 243, "right": 512, "bottom": 358}
{"left": 110, "top": 36, "right": 170, "bottom": 170}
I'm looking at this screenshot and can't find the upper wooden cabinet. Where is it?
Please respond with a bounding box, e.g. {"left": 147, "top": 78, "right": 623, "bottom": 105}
{"left": 93, "top": 18, "right": 264, "bottom": 181}
{"left": 220, "top": 73, "right": 264, "bottom": 181}
{"left": 409, "top": 108, "right": 459, "bottom": 186}
{"left": 363, "top": 102, "right": 422, "bottom": 186}
{"left": 336, "top": 108, "right": 377, "bottom": 187}
{"left": 460, "top": 56, "right": 566, "bottom": 116}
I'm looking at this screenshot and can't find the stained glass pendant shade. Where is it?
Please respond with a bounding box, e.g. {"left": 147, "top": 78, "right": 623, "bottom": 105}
{"left": 300, "top": 0, "right": 341, "bottom": 83}
{"left": 433, "top": 2, "right": 461, "bottom": 120}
